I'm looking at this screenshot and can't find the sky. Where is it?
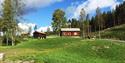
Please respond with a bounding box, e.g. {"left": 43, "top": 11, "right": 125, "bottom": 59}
{"left": 0, "top": 0, "right": 125, "bottom": 33}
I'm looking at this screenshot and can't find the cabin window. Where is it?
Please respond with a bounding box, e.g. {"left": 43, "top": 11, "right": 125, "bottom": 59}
{"left": 74, "top": 32, "right": 78, "bottom": 35}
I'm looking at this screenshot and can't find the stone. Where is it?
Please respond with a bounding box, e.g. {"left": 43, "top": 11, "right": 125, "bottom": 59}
{"left": 3, "top": 60, "right": 14, "bottom": 63}
{"left": 30, "top": 60, "right": 35, "bottom": 63}
{"left": 0, "top": 53, "right": 4, "bottom": 61}
{"left": 23, "top": 61, "right": 30, "bottom": 63}
{"left": 15, "top": 60, "right": 23, "bottom": 63}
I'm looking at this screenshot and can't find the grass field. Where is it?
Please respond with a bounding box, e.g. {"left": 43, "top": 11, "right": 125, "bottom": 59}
{"left": 95, "top": 24, "right": 125, "bottom": 40}
{"left": 0, "top": 37, "right": 125, "bottom": 63}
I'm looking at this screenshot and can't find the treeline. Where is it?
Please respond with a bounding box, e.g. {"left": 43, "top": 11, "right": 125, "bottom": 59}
{"left": 68, "top": 2, "right": 125, "bottom": 32}
{"left": 90, "top": 2, "right": 125, "bottom": 32}
{"left": 52, "top": 1, "right": 125, "bottom": 38}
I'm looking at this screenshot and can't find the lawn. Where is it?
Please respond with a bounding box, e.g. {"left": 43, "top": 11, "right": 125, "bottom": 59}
{"left": 0, "top": 37, "right": 125, "bottom": 63}
{"left": 95, "top": 24, "right": 125, "bottom": 40}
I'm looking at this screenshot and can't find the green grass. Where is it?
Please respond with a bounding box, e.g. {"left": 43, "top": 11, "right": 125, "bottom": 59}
{"left": 0, "top": 37, "right": 125, "bottom": 63}
{"left": 95, "top": 24, "right": 125, "bottom": 40}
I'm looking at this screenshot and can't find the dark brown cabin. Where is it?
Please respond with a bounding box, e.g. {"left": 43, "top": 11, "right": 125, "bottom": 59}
{"left": 33, "top": 31, "right": 46, "bottom": 39}
{"left": 60, "top": 28, "right": 80, "bottom": 36}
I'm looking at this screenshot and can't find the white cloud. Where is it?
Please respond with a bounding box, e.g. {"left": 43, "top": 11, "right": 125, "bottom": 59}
{"left": 66, "top": 5, "right": 77, "bottom": 19}
{"left": 0, "top": 0, "right": 4, "bottom": 10}
{"left": 18, "top": 23, "right": 53, "bottom": 36}
{"left": 0, "top": 0, "right": 63, "bottom": 8}
{"left": 37, "top": 26, "right": 53, "bottom": 32}
{"left": 24, "top": 0, "right": 63, "bottom": 8}
{"left": 67, "top": 0, "right": 121, "bottom": 19}
{"left": 18, "top": 23, "right": 36, "bottom": 33}
{"left": 0, "top": 0, "right": 63, "bottom": 14}
{"left": 18, "top": 22, "right": 52, "bottom": 32}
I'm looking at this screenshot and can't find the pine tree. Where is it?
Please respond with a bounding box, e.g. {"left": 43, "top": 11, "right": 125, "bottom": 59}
{"left": 85, "top": 14, "right": 90, "bottom": 38}
{"left": 96, "top": 7, "right": 101, "bottom": 39}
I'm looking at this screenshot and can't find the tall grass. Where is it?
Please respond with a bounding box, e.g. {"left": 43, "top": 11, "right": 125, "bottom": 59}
{"left": 0, "top": 37, "right": 125, "bottom": 63}
{"left": 95, "top": 24, "right": 125, "bottom": 40}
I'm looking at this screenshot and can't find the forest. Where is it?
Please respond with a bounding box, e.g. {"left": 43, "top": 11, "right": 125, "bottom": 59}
{"left": 52, "top": 1, "right": 125, "bottom": 39}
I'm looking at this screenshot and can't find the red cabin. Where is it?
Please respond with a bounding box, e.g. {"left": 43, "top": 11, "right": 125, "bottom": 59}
{"left": 60, "top": 28, "right": 80, "bottom": 36}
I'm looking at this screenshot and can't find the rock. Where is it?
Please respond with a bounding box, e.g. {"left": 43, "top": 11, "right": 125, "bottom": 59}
{"left": 0, "top": 53, "right": 5, "bottom": 61}
{"left": 22, "top": 60, "right": 35, "bottom": 63}
{"left": 30, "top": 60, "right": 35, "bottom": 63}
{"left": 92, "top": 38, "right": 95, "bottom": 40}
{"left": 92, "top": 36, "right": 96, "bottom": 40}
{"left": 23, "top": 61, "right": 30, "bottom": 63}
{"left": 3, "top": 60, "right": 35, "bottom": 63}
{"left": 3, "top": 60, "right": 14, "bottom": 63}
{"left": 15, "top": 60, "right": 23, "bottom": 63}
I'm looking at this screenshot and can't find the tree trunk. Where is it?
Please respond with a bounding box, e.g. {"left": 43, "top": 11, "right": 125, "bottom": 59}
{"left": 11, "top": 36, "right": 14, "bottom": 46}
{"left": 6, "top": 37, "right": 9, "bottom": 46}
{"left": 99, "top": 24, "right": 101, "bottom": 39}
{"left": 98, "top": 19, "right": 101, "bottom": 39}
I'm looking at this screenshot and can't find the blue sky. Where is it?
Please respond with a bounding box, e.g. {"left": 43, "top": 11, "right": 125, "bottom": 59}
{"left": 17, "top": 0, "right": 124, "bottom": 32}
{"left": 23, "top": 0, "right": 69, "bottom": 27}
{"left": 22, "top": 0, "right": 81, "bottom": 27}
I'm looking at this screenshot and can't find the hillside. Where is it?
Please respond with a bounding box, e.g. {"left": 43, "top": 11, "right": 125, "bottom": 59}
{"left": 0, "top": 38, "right": 125, "bottom": 63}
{"left": 95, "top": 24, "right": 125, "bottom": 40}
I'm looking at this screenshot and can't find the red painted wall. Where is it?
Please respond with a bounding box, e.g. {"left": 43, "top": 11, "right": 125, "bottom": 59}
{"left": 61, "top": 31, "right": 80, "bottom": 36}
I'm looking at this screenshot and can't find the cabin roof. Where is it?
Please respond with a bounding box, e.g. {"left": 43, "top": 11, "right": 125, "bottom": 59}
{"left": 61, "top": 28, "right": 80, "bottom": 31}
{"left": 33, "top": 31, "right": 46, "bottom": 34}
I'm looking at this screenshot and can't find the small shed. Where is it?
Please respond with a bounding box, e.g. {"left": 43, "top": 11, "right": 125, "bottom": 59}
{"left": 60, "top": 28, "right": 80, "bottom": 36}
{"left": 33, "top": 31, "right": 46, "bottom": 39}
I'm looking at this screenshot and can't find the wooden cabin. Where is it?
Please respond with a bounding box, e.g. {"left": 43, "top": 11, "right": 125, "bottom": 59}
{"left": 33, "top": 31, "right": 46, "bottom": 39}
{"left": 60, "top": 28, "right": 80, "bottom": 36}
{"left": 21, "top": 33, "right": 30, "bottom": 37}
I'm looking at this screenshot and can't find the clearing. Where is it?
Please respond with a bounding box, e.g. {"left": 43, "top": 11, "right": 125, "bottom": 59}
{"left": 0, "top": 37, "right": 125, "bottom": 63}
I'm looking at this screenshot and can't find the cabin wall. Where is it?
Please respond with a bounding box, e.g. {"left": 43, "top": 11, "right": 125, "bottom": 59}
{"left": 60, "top": 31, "right": 80, "bottom": 36}
{"left": 33, "top": 32, "right": 46, "bottom": 39}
